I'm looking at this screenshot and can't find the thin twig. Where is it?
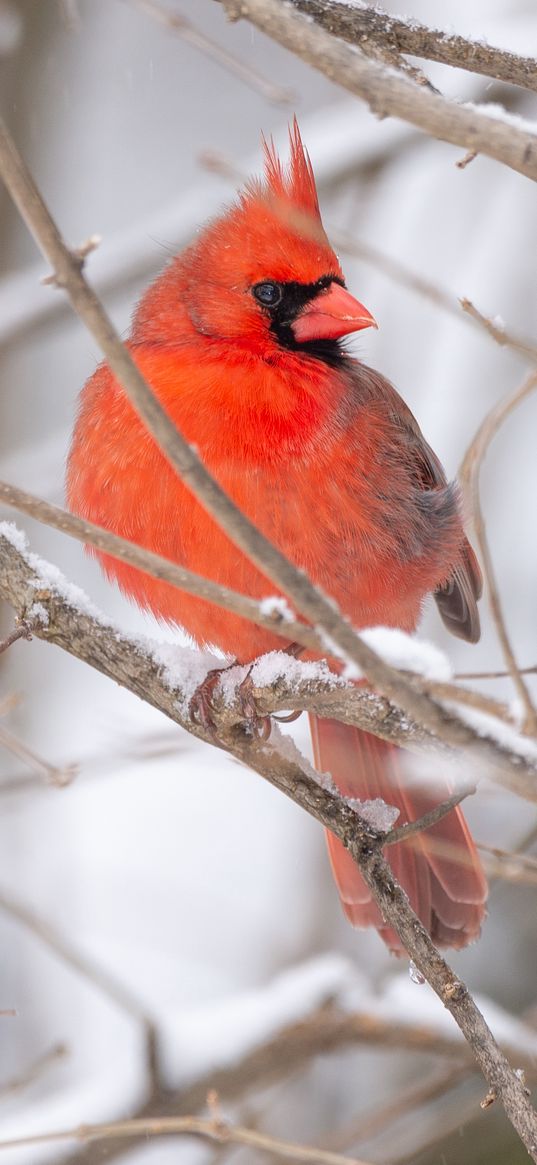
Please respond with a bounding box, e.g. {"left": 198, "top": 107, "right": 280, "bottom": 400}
{"left": 460, "top": 369, "right": 537, "bottom": 735}
{"left": 132, "top": 0, "right": 295, "bottom": 105}
{"left": 217, "top": 0, "right": 537, "bottom": 183}
{"left": 384, "top": 786, "right": 476, "bottom": 847}
{"left": 460, "top": 299, "right": 537, "bottom": 366}
{"left": 0, "top": 618, "right": 35, "bottom": 655}
{"left": 322, "top": 1063, "right": 466, "bottom": 1152}
{"left": 0, "top": 1044, "right": 67, "bottom": 1101}
{"left": 0, "top": 1111, "right": 373, "bottom": 1164}
{"left": 477, "top": 842, "right": 537, "bottom": 885}
{"left": 288, "top": 1, "right": 537, "bottom": 96}
{"left": 0, "top": 480, "right": 321, "bottom": 656}
{"left": 0, "top": 723, "right": 77, "bottom": 788}
{"left": 417, "top": 678, "right": 515, "bottom": 724}
{"left": 60, "top": 998, "right": 537, "bottom": 1165}
{"left": 0, "top": 886, "right": 160, "bottom": 1091}
{"left": 456, "top": 666, "right": 537, "bottom": 681}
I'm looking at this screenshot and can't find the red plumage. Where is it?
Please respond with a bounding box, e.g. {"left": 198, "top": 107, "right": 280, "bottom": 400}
{"left": 67, "top": 122, "right": 487, "bottom": 952}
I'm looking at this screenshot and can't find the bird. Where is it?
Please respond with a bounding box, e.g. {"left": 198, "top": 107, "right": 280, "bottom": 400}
{"left": 67, "top": 120, "right": 487, "bottom": 953}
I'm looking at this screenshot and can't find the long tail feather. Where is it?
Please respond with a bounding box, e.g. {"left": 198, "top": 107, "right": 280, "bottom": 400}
{"left": 310, "top": 715, "right": 487, "bottom": 953}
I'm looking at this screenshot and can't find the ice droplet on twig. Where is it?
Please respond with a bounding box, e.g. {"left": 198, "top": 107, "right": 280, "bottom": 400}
{"left": 409, "top": 960, "right": 426, "bottom": 985}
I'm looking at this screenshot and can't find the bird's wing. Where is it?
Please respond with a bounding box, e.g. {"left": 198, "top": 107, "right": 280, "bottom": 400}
{"left": 385, "top": 388, "right": 482, "bottom": 645}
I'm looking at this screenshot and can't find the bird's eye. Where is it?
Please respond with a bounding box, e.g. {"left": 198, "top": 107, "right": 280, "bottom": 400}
{"left": 252, "top": 282, "right": 282, "bottom": 307}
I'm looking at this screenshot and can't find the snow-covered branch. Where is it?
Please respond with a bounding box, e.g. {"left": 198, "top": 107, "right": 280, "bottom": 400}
{"left": 218, "top": 0, "right": 537, "bottom": 183}
{"left": 2, "top": 526, "right": 537, "bottom": 803}
{"left": 290, "top": 1, "right": 537, "bottom": 96}
{"left": 2, "top": 527, "right": 537, "bottom": 1156}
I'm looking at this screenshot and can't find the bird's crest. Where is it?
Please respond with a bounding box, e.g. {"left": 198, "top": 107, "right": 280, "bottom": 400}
{"left": 242, "top": 118, "right": 322, "bottom": 224}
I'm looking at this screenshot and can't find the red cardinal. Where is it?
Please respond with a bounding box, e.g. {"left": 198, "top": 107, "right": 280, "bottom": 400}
{"left": 67, "top": 122, "right": 487, "bottom": 952}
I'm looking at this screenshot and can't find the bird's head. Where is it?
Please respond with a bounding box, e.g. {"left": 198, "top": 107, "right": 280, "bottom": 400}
{"left": 133, "top": 120, "right": 376, "bottom": 360}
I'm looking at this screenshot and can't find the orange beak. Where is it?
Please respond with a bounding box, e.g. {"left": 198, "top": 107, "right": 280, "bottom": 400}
{"left": 292, "top": 282, "right": 377, "bottom": 343}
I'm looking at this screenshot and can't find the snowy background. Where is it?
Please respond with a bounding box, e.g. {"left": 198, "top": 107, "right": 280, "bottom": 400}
{"left": 1, "top": 1, "right": 537, "bottom": 1162}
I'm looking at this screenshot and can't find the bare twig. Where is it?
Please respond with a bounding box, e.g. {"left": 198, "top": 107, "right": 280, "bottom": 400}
{"left": 62, "top": 994, "right": 537, "bottom": 1165}
{"left": 477, "top": 842, "right": 537, "bottom": 885}
{"left": 0, "top": 886, "right": 160, "bottom": 1090}
{"left": 132, "top": 0, "right": 295, "bottom": 105}
{"left": 460, "top": 370, "right": 537, "bottom": 735}
{"left": 0, "top": 1044, "right": 67, "bottom": 1101}
{"left": 457, "top": 665, "right": 537, "bottom": 681}
{"left": 460, "top": 299, "right": 537, "bottom": 366}
{"left": 289, "top": 2, "right": 537, "bottom": 96}
{"left": 217, "top": 0, "right": 537, "bottom": 183}
{"left": 5, "top": 1003, "right": 537, "bottom": 1162}
{"left": 384, "top": 786, "right": 476, "bottom": 847}
{"left": 0, "top": 1111, "right": 373, "bottom": 1165}
{"left": 0, "top": 723, "right": 77, "bottom": 787}
{"left": 0, "top": 480, "right": 322, "bottom": 655}
{"left": 417, "top": 678, "right": 515, "bottom": 724}
{"left": 322, "top": 1063, "right": 466, "bottom": 1152}
{"left": 0, "top": 617, "right": 35, "bottom": 655}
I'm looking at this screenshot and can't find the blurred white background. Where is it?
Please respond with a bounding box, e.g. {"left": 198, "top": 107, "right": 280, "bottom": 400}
{"left": 1, "top": 1, "right": 537, "bottom": 1162}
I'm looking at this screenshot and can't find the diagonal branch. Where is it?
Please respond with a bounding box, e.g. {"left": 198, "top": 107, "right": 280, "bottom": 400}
{"left": 0, "top": 884, "right": 160, "bottom": 1090}
{"left": 216, "top": 0, "right": 537, "bottom": 183}
{"left": 289, "top": 1, "right": 537, "bottom": 96}
{"left": 1, "top": 532, "right": 537, "bottom": 1154}
{"left": 131, "top": 0, "right": 295, "bottom": 104}
{"left": 0, "top": 480, "right": 321, "bottom": 655}
{"left": 2, "top": 530, "right": 537, "bottom": 801}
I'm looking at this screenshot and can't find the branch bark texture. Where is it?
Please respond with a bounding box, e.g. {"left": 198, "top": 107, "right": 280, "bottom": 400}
{"left": 2, "top": 532, "right": 537, "bottom": 1158}
{"left": 290, "top": 1, "right": 537, "bottom": 95}
{"left": 218, "top": 0, "right": 537, "bottom": 183}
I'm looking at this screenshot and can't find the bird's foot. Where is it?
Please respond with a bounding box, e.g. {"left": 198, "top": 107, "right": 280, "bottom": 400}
{"left": 189, "top": 666, "right": 228, "bottom": 737}
{"left": 189, "top": 663, "right": 271, "bottom": 740}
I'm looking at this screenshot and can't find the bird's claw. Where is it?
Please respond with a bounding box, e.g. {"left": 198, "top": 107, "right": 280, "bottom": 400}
{"left": 189, "top": 667, "right": 225, "bottom": 738}
{"left": 189, "top": 664, "right": 271, "bottom": 740}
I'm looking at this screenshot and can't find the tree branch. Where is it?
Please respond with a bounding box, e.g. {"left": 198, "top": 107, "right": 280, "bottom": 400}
{"left": 0, "top": 884, "right": 160, "bottom": 1090}
{"left": 0, "top": 1112, "right": 375, "bottom": 1165}
{"left": 216, "top": 0, "right": 537, "bottom": 183}
{"left": 0, "top": 480, "right": 322, "bottom": 656}
{"left": 460, "top": 298, "right": 537, "bottom": 366}
{"left": 2, "top": 530, "right": 537, "bottom": 802}
{"left": 459, "top": 370, "right": 537, "bottom": 734}
{"left": 131, "top": 0, "right": 295, "bottom": 105}
{"left": 289, "top": 1, "right": 537, "bottom": 96}
{"left": 2, "top": 531, "right": 537, "bottom": 1157}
